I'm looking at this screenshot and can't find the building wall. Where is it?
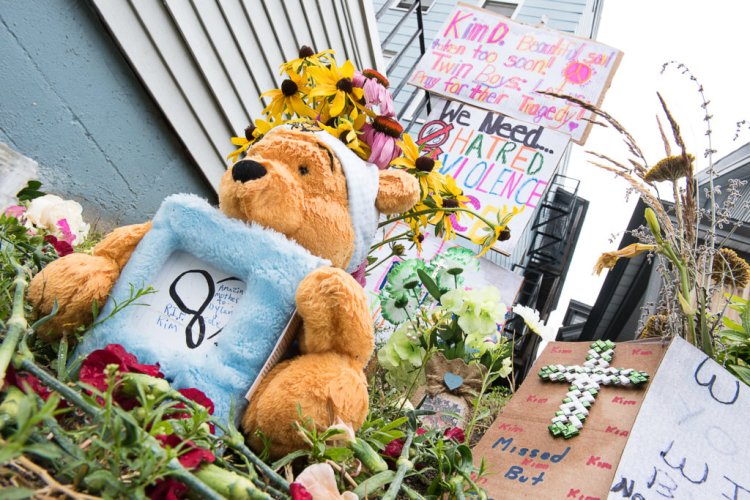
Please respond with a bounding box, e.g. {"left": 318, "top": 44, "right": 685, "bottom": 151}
{"left": 0, "top": 0, "right": 217, "bottom": 229}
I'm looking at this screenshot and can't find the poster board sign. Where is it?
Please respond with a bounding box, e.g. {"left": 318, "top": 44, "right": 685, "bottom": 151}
{"left": 408, "top": 2, "right": 623, "bottom": 144}
{"left": 365, "top": 221, "right": 523, "bottom": 340}
{"left": 609, "top": 336, "right": 750, "bottom": 499}
{"left": 415, "top": 100, "right": 570, "bottom": 254}
{"left": 471, "top": 339, "right": 668, "bottom": 498}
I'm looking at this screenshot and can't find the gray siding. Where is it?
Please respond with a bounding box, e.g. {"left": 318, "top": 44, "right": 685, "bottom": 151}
{"left": 0, "top": 0, "right": 215, "bottom": 229}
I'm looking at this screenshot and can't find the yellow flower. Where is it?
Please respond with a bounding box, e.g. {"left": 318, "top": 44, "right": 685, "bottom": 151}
{"left": 593, "top": 243, "right": 657, "bottom": 275}
{"left": 307, "top": 60, "right": 364, "bottom": 117}
{"left": 390, "top": 133, "right": 444, "bottom": 199}
{"left": 409, "top": 219, "right": 424, "bottom": 253}
{"left": 261, "top": 71, "right": 316, "bottom": 121}
{"left": 319, "top": 118, "right": 370, "bottom": 160}
{"left": 226, "top": 118, "right": 275, "bottom": 164}
{"left": 280, "top": 46, "right": 335, "bottom": 75}
{"left": 470, "top": 205, "right": 524, "bottom": 257}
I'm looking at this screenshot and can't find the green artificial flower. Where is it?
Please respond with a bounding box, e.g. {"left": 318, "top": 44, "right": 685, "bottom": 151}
{"left": 455, "top": 287, "right": 507, "bottom": 336}
{"left": 377, "top": 323, "right": 425, "bottom": 370}
{"left": 440, "top": 288, "right": 465, "bottom": 315}
{"left": 432, "top": 247, "right": 479, "bottom": 292}
{"left": 380, "top": 258, "right": 434, "bottom": 324}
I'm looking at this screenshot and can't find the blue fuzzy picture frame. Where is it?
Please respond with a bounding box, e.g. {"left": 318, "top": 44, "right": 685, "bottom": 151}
{"left": 76, "top": 194, "right": 328, "bottom": 422}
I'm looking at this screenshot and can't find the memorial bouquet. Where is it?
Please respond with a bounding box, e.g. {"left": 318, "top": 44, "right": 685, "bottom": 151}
{"left": 227, "top": 46, "right": 522, "bottom": 260}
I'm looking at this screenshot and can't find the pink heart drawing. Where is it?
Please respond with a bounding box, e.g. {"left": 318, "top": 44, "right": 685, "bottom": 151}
{"left": 568, "top": 122, "right": 579, "bottom": 131}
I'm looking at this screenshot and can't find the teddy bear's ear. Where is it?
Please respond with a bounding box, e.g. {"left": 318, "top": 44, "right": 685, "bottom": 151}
{"left": 375, "top": 169, "right": 420, "bottom": 214}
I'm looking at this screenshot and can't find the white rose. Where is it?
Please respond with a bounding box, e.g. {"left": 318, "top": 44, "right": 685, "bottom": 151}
{"left": 25, "top": 194, "right": 90, "bottom": 243}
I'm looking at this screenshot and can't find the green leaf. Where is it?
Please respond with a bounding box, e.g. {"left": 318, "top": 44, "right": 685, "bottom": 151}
{"left": 741, "top": 300, "right": 750, "bottom": 336}
{"left": 730, "top": 365, "right": 750, "bottom": 386}
{"left": 270, "top": 450, "right": 308, "bottom": 470}
{"left": 722, "top": 316, "right": 743, "bottom": 331}
{"left": 0, "top": 487, "right": 34, "bottom": 499}
{"left": 23, "top": 443, "right": 63, "bottom": 461}
{"left": 418, "top": 268, "right": 442, "bottom": 301}
{"left": 324, "top": 446, "right": 354, "bottom": 462}
{"left": 16, "top": 180, "right": 45, "bottom": 201}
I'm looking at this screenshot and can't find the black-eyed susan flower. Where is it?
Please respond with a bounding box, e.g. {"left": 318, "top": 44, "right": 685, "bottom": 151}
{"left": 307, "top": 60, "right": 364, "bottom": 118}
{"left": 470, "top": 205, "right": 524, "bottom": 256}
{"left": 643, "top": 154, "right": 694, "bottom": 183}
{"left": 319, "top": 118, "right": 371, "bottom": 160}
{"left": 427, "top": 178, "right": 471, "bottom": 239}
{"left": 226, "top": 118, "right": 275, "bottom": 163}
{"left": 390, "top": 133, "right": 444, "bottom": 199}
{"left": 261, "top": 71, "right": 316, "bottom": 121}
{"left": 712, "top": 247, "right": 750, "bottom": 289}
{"left": 281, "top": 46, "right": 334, "bottom": 75}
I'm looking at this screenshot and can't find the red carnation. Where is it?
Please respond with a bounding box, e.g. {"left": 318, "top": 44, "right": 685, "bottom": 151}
{"left": 416, "top": 427, "right": 427, "bottom": 436}
{"left": 155, "top": 434, "right": 215, "bottom": 470}
{"left": 383, "top": 438, "right": 405, "bottom": 459}
{"left": 44, "top": 234, "right": 74, "bottom": 257}
{"left": 443, "top": 427, "right": 466, "bottom": 443}
{"left": 170, "top": 387, "right": 215, "bottom": 433}
{"left": 147, "top": 477, "right": 189, "bottom": 500}
{"left": 290, "top": 483, "right": 314, "bottom": 500}
{"left": 79, "top": 344, "right": 163, "bottom": 409}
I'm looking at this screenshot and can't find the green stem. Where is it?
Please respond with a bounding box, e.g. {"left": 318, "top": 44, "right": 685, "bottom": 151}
{"left": 379, "top": 208, "right": 496, "bottom": 232}
{"left": 381, "top": 431, "right": 415, "bottom": 500}
{"left": 369, "top": 231, "right": 411, "bottom": 252}
{"left": 169, "top": 392, "right": 291, "bottom": 493}
{"left": 57, "top": 335, "right": 69, "bottom": 382}
{"left": 20, "top": 360, "right": 225, "bottom": 500}
{"left": 367, "top": 252, "right": 396, "bottom": 274}
{"left": 0, "top": 255, "right": 28, "bottom": 387}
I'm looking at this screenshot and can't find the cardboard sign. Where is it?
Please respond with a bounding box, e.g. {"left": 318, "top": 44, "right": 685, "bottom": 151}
{"left": 609, "top": 336, "right": 750, "bottom": 499}
{"left": 415, "top": 100, "right": 570, "bottom": 254}
{"left": 408, "top": 2, "right": 622, "bottom": 144}
{"left": 365, "top": 221, "right": 524, "bottom": 339}
{"left": 471, "top": 340, "right": 668, "bottom": 499}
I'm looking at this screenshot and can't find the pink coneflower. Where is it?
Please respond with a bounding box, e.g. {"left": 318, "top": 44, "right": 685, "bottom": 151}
{"left": 362, "top": 115, "right": 403, "bottom": 169}
{"left": 354, "top": 69, "right": 395, "bottom": 117}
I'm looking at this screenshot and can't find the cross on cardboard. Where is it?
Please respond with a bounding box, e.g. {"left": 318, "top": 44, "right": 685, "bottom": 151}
{"left": 538, "top": 340, "right": 650, "bottom": 439}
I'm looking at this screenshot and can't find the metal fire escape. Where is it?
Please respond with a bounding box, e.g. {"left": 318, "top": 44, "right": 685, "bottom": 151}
{"left": 507, "top": 174, "right": 585, "bottom": 383}
{"left": 374, "top": 0, "right": 431, "bottom": 130}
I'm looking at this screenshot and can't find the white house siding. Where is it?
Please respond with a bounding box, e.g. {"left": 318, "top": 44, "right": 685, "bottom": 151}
{"left": 91, "top": 0, "right": 383, "bottom": 188}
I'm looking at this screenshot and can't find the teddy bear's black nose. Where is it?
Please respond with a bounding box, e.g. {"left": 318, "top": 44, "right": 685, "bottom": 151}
{"left": 232, "top": 159, "right": 267, "bottom": 182}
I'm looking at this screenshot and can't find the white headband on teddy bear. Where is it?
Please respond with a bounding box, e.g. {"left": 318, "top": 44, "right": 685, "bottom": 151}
{"left": 265, "top": 126, "right": 379, "bottom": 273}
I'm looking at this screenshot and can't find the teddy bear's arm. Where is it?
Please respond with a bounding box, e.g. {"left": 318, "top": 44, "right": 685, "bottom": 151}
{"left": 91, "top": 221, "right": 153, "bottom": 271}
{"left": 27, "top": 222, "right": 152, "bottom": 339}
{"left": 294, "top": 267, "right": 374, "bottom": 368}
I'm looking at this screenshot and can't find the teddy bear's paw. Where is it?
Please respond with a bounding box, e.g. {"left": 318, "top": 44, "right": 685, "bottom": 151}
{"left": 295, "top": 267, "right": 374, "bottom": 365}
{"left": 28, "top": 253, "right": 120, "bottom": 340}
{"left": 242, "top": 353, "right": 369, "bottom": 459}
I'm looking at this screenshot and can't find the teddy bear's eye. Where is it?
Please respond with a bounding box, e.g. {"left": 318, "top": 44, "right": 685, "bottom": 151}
{"left": 298, "top": 165, "right": 309, "bottom": 175}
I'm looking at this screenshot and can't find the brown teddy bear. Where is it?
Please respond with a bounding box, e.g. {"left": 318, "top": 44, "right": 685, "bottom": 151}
{"left": 28, "top": 126, "right": 419, "bottom": 456}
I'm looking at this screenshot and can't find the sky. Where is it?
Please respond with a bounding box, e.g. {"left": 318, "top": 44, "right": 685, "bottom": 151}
{"left": 547, "top": 0, "right": 750, "bottom": 331}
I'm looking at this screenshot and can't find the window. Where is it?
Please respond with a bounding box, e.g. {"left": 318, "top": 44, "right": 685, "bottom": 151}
{"left": 390, "top": 0, "right": 435, "bottom": 14}
{"left": 482, "top": 0, "right": 519, "bottom": 17}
